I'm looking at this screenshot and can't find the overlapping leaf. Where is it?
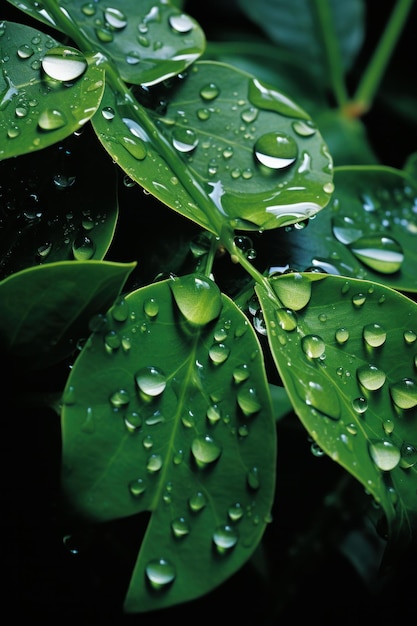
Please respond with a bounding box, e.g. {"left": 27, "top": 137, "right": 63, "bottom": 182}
{"left": 7, "top": 0, "right": 206, "bottom": 86}
{"left": 256, "top": 271, "right": 417, "bottom": 563}
{"left": 0, "top": 21, "right": 105, "bottom": 159}
{"left": 61, "top": 274, "right": 276, "bottom": 611}
{"left": 272, "top": 166, "right": 417, "bottom": 292}
{"left": 0, "top": 260, "right": 136, "bottom": 371}
{"left": 92, "top": 60, "right": 334, "bottom": 234}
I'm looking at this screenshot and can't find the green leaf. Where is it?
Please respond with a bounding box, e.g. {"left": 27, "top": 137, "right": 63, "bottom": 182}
{"left": 0, "top": 126, "right": 118, "bottom": 279}
{"left": 0, "top": 22, "right": 105, "bottom": 159}
{"left": 61, "top": 274, "right": 276, "bottom": 612}
{"left": 0, "top": 260, "right": 136, "bottom": 371}
{"left": 7, "top": 0, "right": 206, "bottom": 86}
{"left": 92, "top": 60, "right": 334, "bottom": 233}
{"left": 276, "top": 166, "right": 417, "bottom": 293}
{"left": 256, "top": 271, "right": 417, "bottom": 563}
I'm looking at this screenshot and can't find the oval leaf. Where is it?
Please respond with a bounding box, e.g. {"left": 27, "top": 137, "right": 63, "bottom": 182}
{"left": 271, "top": 166, "right": 417, "bottom": 293}
{"left": 0, "top": 260, "right": 136, "bottom": 371}
{"left": 0, "top": 22, "right": 105, "bottom": 159}
{"left": 256, "top": 271, "right": 417, "bottom": 561}
{"left": 93, "top": 61, "right": 334, "bottom": 233}
{"left": 7, "top": 0, "right": 206, "bottom": 86}
{"left": 61, "top": 274, "right": 276, "bottom": 612}
{"left": 0, "top": 126, "right": 118, "bottom": 279}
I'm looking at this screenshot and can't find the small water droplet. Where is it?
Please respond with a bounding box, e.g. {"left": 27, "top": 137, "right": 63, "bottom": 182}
{"left": 352, "top": 293, "right": 366, "bottom": 308}
{"left": 237, "top": 386, "right": 261, "bottom": 417}
{"left": 369, "top": 439, "right": 401, "bottom": 471}
{"left": 213, "top": 525, "right": 238, "bottom": 553}
{"left": 403, "top": 329, "right": 417, "bottom": 345}
{"left": 399, "top": 442, "right": 417, "bottom": 468}
{"left": 109, "top": 388, "right": 130, "bottom": 409}
{"left": 169, "top": 13, "right": 194, "bottom": 34}
{"left": 254, "top": 131, "right": 297, "bottom": 170}
{"left": 17, "top": 44, "right": 34, "bottom": 59}
{"left": 188, "top": 491, "right": 207, "bottom": 512}
{"left": 349, "top": 235, "right": 404, "bottom": 274}
{"left": 170, "top": 275, "right": 222, "bottom": 326}
{"left": 172, "top": 127, "right": 198, "bottom": 153}
{"left": 390, "top": 378, "right": 417, "bottom": 409}
{"left": 335, "top": 327, "right": 349, "bottom": 344}
{"left": 191, "top": 435, "right": 222, "bottom": 467}
{"left": 147, "top": 453, "right": 163, "bottom": 473}
{"left": 233, "top": 363, "right": 250, "bottom": 383}
{"left": 111, "top": 296, "right": 129, "bottom": 322}
{"left": 206, "top": 403, "right": 222, "bottom": 425}
{"left": 228, "top": 502, "right": 244, "bottom": 521}
{"left": 135, "top": 366, "right": 167, "bottom": 397}
{"left": 357, "top": 364, "right": 386, "bottom": 391}
{"left": 38, "top": 108, "right": 67, "bottom": 131}
{"left": 42, "top": 47, "right": 88, "bottom": 81}
{"left": 209, "top": 343, "right": 230, "bottom": 364}
{"left": 72, "top": 235, "right": 95, "bottom": 260}
{"left": 363, "top": 323, "right": 387, "bottom": 348}
{"left": 145, "top": 558, "right": 176, "bottom": 590}
{"left": 129, "top": 478, "right": 146, "bottom": 497}
{"left": 200, "top": 83, "right": 220, "bottom": 101}
{"left": 275, "top": 308, "right": 298, "bottom": 331}
{"left": 144, "top": 297, "right": 159, "bottom": 319}
{"left": 247, "top": 466, "right": 260, "bottom": 490}
{"left": 301, "top": 334, "right": 325, "bottom": 359}
{"left": 292, "top": 119, "right": 316, "bottom": 137}
{"left": 102, "top": 106, "right": 115, "bottom": 120}
{"left": 171, "top": 516, "right": 190, "bottom": 538}
{"left": 104, "top": 7, "right": 128, "bottom": 30}
{"left": 124, "top": 411, "right": 142, "bottom": 432}
{"left": 352, "top": 396, "right": 368, "bottom": 414}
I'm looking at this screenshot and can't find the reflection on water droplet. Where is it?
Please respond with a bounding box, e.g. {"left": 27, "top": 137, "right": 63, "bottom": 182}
{"left": 352, "top": 293, "right": 366, "bottom": 308}
{"left": 42, "top": 47, "right": 88, "bottom": 81}
{"left": 213, "top": 525, "right": 238, "bottom": 553}
{"left": 363, "top": 323, "right": 386, "bottom": 348}
{"left": 296, "top": 376, "right": 341, "bottom": 420}
{"left": 400, "top": 442, "right": 417, "bottom": 468}
{"left": 200, "top": 83, "right": 220, "bottom": 100}
{"left": 147, "top": 453, "right": 163, "bottom": 473}
{"left": 72, "top": 235, "right": 95, "bottom": 260}
{"left": 248, "top": 77, "right": 308, "bottom": 119}
{"left": 271, "top": 273, "right": 312, "bottom": 311}
{"left": 403, "top": 330, "right": 417, "bottom": 345}
{"left": 169, "top": 14, "right": 194, "bottom": 33}
{"left": 191, "top": 435, "right": 222, "bottom": 467}
{"left": 129, "top": 478, "right": 146, "bottom": 497}
{"left": 124, "top": 411, "right": 142, "bottom": 432}
{"left": 144, "top": 297, "right": 159, "bottom": 319}
{"left": 104, "top": 7, "right": 128, "bottom": 30}
{"left": 357, "top": 364, "right": 386, "bottom": 390}
{"left": 335, "top": 327, "right": 349, "bottom": 344}
{"left": 109, "top": 388, "right": 129, "bottom": 408}
{"left": 38, "top": 108, "right": 67, "bottom": 131}
{"left": 352, "top": 396, "right": 368, "bottom": 414}
{"left": 390, "top": 378, "right": 417, "bottom": 409}
{"left": 172, "top": 128, "right": 198, "bottom": 153}
{"left": 170, "top": 275, "right": 222, "bottom": 326}
{"left": 349, "top": 235, "right": 404, "bottom": 274}
{"left": 145, "top": 558, "right": 176, "bottom": 590}
{"left": 301, "top": 334, "right": 325, "bottom": 359}
{"left": 237, "top": 386, "right": 261, "bottom": 417}
{"left": 207, "top": 404, "right": 222, "bottom": 424}
{"left": 135, "top": 366, "right": 167, "bottom": 397}
{"left": 102, "top": 106, "right": 115, "bottom": 120}
{"left": 292, "top": 119, "right": 316, "bottom": 137}
{"left": 233, "top": 363, "right": 250, "bottom": 383}
{"left": 228, "top": 502, "right": 244, "bottom": 521}
{"left": 209, "top": 343, "right": 230, "bottom": 364}
{"left": 188, "top": 491, "right": 207, "bottom": 512}
{"left": 275, "top": 308, "right": 298, "bottom": 331}
{"left": 254, "top": 132, "right": 297, "bottom": 170}
{"left": 17, "top": 44, "right": 34, "bottom": 59}
{"left": 369, "top": 439, "right": 401, "bottom": 471}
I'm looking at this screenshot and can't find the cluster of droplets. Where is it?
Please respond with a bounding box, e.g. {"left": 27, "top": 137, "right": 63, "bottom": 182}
{"left": 63, "top": 276, "right": 273, "bottom": 592}
{"left": 329, "top": 181, "right": 417, "bottom": 276}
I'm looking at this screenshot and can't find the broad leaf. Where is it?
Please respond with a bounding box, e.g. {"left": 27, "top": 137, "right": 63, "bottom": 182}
{"left": 269, "top": 166, "right": 417, "bottom": 293}
{"left": 0, "top": 260, "right": 136, "bottom": 371}
{"left": 61, "top": 274, "right": 276, "bottom": 611}
{"left": 0, "top": 21, "right": 105, "bottom": 159}
{"left": 7, "top": 0, "right": 206, "bottom": 86}
{"left": 256, "top": 271, "right": 417, "bottom": 564}
{"left": 0, "top": 126, "right": 118, "bottom": 279}
{"left": 92, "top": 60, "right": 334, "bottom": 234}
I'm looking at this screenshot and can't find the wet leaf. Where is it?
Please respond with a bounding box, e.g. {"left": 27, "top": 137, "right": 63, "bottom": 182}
{"left": 256, "top": 271, "right": 417, "bottom": 563}
{"left": 278, "top": 166, "right": 417, "bottom": 292}
{"left": 0, "top": 260, "right": 136, "bottom": 371}
{"left": 0, "top": 21, "right": 105, "bottom": 159}
{"left": 0, "top": 126, "right": 118, "bottom": 279}
{"left": 61, "top": 274, "right": 276, "bottom": 612}
{"left": 92, "top": 60, "right": 334, "bottom": 234}
{"left": 7, "top": 0, "right": 206, "bottom": 86}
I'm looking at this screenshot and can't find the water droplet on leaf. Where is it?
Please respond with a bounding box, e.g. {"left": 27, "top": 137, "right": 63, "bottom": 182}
{"left": 42, "top": 47, "right": 88, "bottom": 81}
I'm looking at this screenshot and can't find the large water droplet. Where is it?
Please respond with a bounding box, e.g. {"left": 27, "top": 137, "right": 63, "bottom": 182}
{"left": 209, "top": 342, "right": 230, "bottom": 364}
{"left": 369, "top": 439, "right": 401, "bottom": 471}
{"left": 104, "top": 7, "right": 128, "bottom": 30}
{"left": 170, "top": 275, "right": 222, "bottom": 326}
{"left": 135, "top": 366, "right": 167, "bottom": 397}
{"left": 357, "top": 364, "right": 386, "bottom": 391}
{"left": 275, "top": 308, "right": 297, "bottom": 331}
{"left": 147, "top": 453, "right": 163, "bottom": 473}
{"left": 349, "top": 235, "right": 404, "bottom": 274}
{"left": 169, "top": 14, "right": 194, "bottom": 34}
{"left": 191, "top": 434, "right": 222, "bottom": 467}
{"left": 129, "top": 478, "right": 146, "bottom": 497}
{"left": 188, "top": 491, "right": 207, "bottom": 512}
{"left": 270, "top": 273, "right": 312, "bottom": 310}
{"left": 72, "top": 235, "right": 95, "bottom": 260}
{"left": 42, "top": 47, "right": 88, "bottom": 81}
{"left": 301, "top": 334, "right": 325, "bottom": 359}
{"left": 171, "top": 516, "right": 190, "bottom": 538}
{"left": 390, "top": 378, "right": 417, "bottom": 409}
{"left": 400, "top": 442, "right": 417, "bottom": 468}
{"left": 199, "top": 83, "right": 220, "bottom": 101}
{"left": 172, "top": 127, "right": 198, "bottom": 153}
{"left": 145, "top": 558, "right": 176, "bottom": 590}
{"left": 254, "top": 132, "right": 297, "bottom": 170}
{"left": 248, "top": 77, "right": 308, "bottom": 119}
{"left": 363, "top": 323, "right": 387, "bottom": 348}
{"left": 213, "top": 524, "right": 238, "bottom": 553}
{"left": 237, "top": 386, "right": 261, "bottom": 417}
{"left": 38, "top": 108, "right": 67, "bottom": 131}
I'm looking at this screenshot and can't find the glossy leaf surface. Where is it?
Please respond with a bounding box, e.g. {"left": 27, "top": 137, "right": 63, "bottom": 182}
{"left": 61, "top": 274, "right": 276, "bottom": 611}
{"left": 274, "top": 166, "right": 417, "bottom": 292}
{"left": 0, "top": 21, "right": 105, "bottom": 159}
{"left": 7, "top": 0, "right": 206, "bottom": 86}
{"left": 0, "top": 260, "right": 136, "bottom": 371}
{"left": 0, "top": 126, "right": 118, "bottom": 279}
{"left": 93, "top": 60, "right": 334, "bottom": 234}
{"left": 256, "top": 271, "right": 417, "bottom": 560}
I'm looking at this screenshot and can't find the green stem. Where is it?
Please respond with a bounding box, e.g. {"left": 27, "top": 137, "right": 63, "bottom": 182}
{"left": 312, "top": 0, "right": 349, "bottom": 107}
{"left": 353, "top": 0, "right": 415, "bottom": 113}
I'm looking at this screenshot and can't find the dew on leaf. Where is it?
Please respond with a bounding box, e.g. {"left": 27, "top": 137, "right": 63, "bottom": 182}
{"left": 104, "top": 7, "right": 128, "bottom": 30}
{"left": 335, "top": 327, "right": 349, "bottom": 344}
{"left": 124, "top": 411, "right": 142, "bottom": 432}
{"left": 169, "top": 14, "right": 194, "bottom": 34}
{"left": 119, "top": 135, "right": 147, "bottom": 160}
{"left": 237, "top": 386, "right": 261, "bottom": 417}
{"left": 170, "top": 275, "right": 222, "bottom": 326}
{"left": 301, "top": 334, "right": 325, "bottom": 359}
{"left": 254, "top": 131, "right": 298, "bottom": 170}
{"left": 213, "top": 525, "right": 238, "bottom": 553}
{"left": 357, "top": 363, "right": 386, "bottom": 391}
{"left": 135, "top": 366, "right": 167, "bottom": 397}
{"left": 41, "top": 47, "right": 88, "bottom": 81}
{"left": 81, "top": 407, "right": 95, "bottom": 433}
{"left": 145, "top": 558, "right": 176, "bottom": 590}
{"left": 352, "top": 293, "right": 366, "bottom": 308}
{"left": 72, "top": 235, "right": 95, "bottom": 260}
{"left": 352, "top": 396, "right": 368, "bottom": 414}
{"left": 191, "top": 435, "right": 222, "bottom": 467}
{"left": 147, "top": 453, "right": 163, "bottom": 473}
{"left": 369, "top": 439, "right": 401, "bottom": 471}
{"left": 171, "top": 516, "right": 190, "bottom": 538}
{"left": 247, "top": 466, "right": 260, "bottom": 490}
{"left": 111, "top": 297, "right": 129, "bottom": 322}
{"left": 207, "top": 403, "right": 222, "bottom": 424}
{"left": 109, "top": 388, "right": 130, "bottom": 409}
{"left": 248, "top": 77, "right": 308, "bottom": 119}
{"left": 104, "top": 330, "right": 121, "bottom": 352}
{"left": 228, "top": 502, "right": 244, "bottom": 521}
{"left": 292, "top": 119, "right": 316, "bottom": 137}
{"left": 95, "top": 27, "right": 113, "bottom": 43}
{"left": 399, "top": 442, "right": 417, "bottom": 468}
{"left": 17, "top": 44, "right": 34, "bottom": 59}
{"left": 270, "top": 273, "right": 312, "bottom": 310}
{"left": 296, "top": 377, "right": 341, "bottom": 420}
{"left": 390, "top": 378, "right": 417, "bottom": 409}
{"left": 144, "top": 297, "right": 159, "bottom": 319}
{"left": 403, "top": 330, "right": 417, "bottom": 345}
{"left": 81, "top": 3, "right": 96, "bottom": 17}
{"left": 38, "top": 108, "right": 67, "bottom": 131}
{"left": 348, "top": 235, "right": 404, "bottom": 274}
{"left": 102, "top": 106, "right": 115, "bottom": 120}
{"left": 188, "top": 491, "right": 207, "bottom": 512}
{"left": 129, "top": 477, "right": 146, "bottom": 497}
{"left": 363, "top": 323, "right": 387, "bottom": 348}
{"left": 233, "top": 363, "right": 250, "bottom": 383}
{"left": 200, "top": 83, "right": 220, "bottom": 101}
{"left": 172, "top": 127, "right": 198, "bottom": 153}
{"left": 143, "top": 435, "right": 153, "bottom": 449}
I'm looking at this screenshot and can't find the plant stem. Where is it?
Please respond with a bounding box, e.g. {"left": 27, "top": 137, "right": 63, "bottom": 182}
{"left": 352, "top": 0, "right": 415, "bottom": 114}
{"left": 312, "top": 0, "right": 349, "bottom": 107}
